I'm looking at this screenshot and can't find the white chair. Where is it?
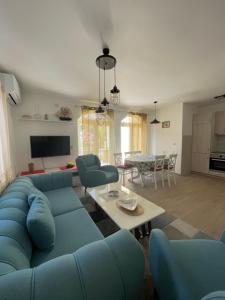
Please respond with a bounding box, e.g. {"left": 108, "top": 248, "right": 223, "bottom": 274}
{"left": 138, "top": 155, "right": 165, "bottom": 190}
{"left": 164, "top": 154, "right": 177, "bottom": 187}
{"left": 151, "top": 155, "right": 165, "bottom": 190}
{"left": 114, "top": 153, "right": 133, "bottom": 186}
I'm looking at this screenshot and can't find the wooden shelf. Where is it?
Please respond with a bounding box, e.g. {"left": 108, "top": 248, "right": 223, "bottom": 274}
{"left": 20, "top": 118, "right": 76, "bottom": 125}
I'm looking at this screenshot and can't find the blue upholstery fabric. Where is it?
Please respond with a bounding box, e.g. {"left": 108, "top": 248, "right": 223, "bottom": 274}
{"left": 0, "top": 198, "right": 29, "bottom": 213}
{"left": 202, "top": 291, "right": 225, "bottom": 300}
{"left": 28, "top": 186, "right": 51, "bottom": 209}
{"left": 29, "top": 172, "right": 72, "bottom": 192}
{"left": 0, "top": 208, "right": 26, "bottom": 225}
{"left": 44, "top": 187, "right": 83, "bottom": 216}
{"left": 0, "top": 230, "right": 144, "bottom": 300}
{"left": 76, "top": 154, "right": 119, "bottom": 188}
{"left": 31, "top": 207, "right": 103, "bottom": 266}
{"left": 27, "top": 195, "right": 55, "bottom": 250}
{"left": 149, "top": 229, "right": 225, "bottom": 300}
{"left": 0, "top": 173, "right": 144, "bottom": 299}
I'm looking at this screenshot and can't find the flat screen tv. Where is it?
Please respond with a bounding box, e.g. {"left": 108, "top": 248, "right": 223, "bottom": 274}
{"left": 30, "top": 136, "right": 70, "bottom": 158}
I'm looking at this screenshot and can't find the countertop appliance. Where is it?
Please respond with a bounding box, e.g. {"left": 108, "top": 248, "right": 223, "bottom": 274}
{"left": 210, "top": 152, "right": 225, "bottom": 172}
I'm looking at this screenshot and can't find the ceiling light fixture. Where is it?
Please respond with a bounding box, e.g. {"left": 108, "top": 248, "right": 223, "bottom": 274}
{"left": 110, "top": 66, "right": 120, "bottom": 105}
{"left": 95, "top": 48, "right": 120, "bottom": 114}
{"left": 150, "top": 101, "right": 160, "bottom": 124}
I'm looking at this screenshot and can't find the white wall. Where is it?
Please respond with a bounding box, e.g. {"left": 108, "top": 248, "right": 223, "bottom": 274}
{"left": 12, "top": 89, "right": 80, "bottom": 173}
{"left": 150, "top": 103, "right": 183, "bottom": 174}
{"left": 12, "top": 88, "right": 151, "bottom": 173}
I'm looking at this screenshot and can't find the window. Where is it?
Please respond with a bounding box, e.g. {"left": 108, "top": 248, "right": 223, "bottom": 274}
{"left": 0, "top": 83, "right": 15, "bottom": 192}
{"left": 121, "top": 112, "right": 147, "bottom": 154}
{"left": 79, "top": 106, "right": 114, "bottom": 164}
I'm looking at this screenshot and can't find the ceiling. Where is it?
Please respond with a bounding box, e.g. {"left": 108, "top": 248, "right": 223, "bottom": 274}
{"left": 1, "top": 0, "right": 225, "bottom": 108}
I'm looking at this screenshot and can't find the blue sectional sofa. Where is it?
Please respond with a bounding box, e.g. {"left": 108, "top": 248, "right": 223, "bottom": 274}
{"left": 0, "top": 172, "right": 144, "bottom": 300}
{"left": 149, "top": 229, "right": 225, "bottom": 300}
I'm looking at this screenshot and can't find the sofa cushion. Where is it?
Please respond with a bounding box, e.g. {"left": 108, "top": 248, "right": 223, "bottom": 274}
{"left": 27, "top": 195, "right": 56, "bottom": 250}
{"left": 1, "top": 191, "right": 28, "bottom": 201}
{"left": 0, "top": 208, "right": 26, "bottom": 226}
{"left": 0, "top": 198, "right": 29, "bottom": 213}
{"left": 28, "top": 187, "right": 51, "bottom": 210}
{"left": 43, "top": 187, "right": 83, "bottom": 216}
{"left": 0, "top": 236, "right": 30, "bottom": 272}
{"left": 31, "top": 207, "right": 103, "bottom": 266}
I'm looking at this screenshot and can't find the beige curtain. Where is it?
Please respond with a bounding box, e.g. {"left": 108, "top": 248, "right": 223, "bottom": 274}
{"left": 81, "top": 106, "right": 114, "bottom": 164}
{"left": 127, "top": 112, "right": 147, "bottom": 153}
{"left": 0, "top": 83, "right": 15, "bottom": 192}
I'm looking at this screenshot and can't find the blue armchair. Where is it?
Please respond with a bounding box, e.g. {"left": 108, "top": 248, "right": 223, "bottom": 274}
{"left": 149, "top": 229, "right": 225, "bottom": 300}
{"left": 76, "top": 154, "right": 119, "bottom": 190}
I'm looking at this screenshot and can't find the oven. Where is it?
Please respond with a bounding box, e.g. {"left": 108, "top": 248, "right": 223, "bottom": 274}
{"left": 210, "top": 153, "right": 225, "bottom": 172}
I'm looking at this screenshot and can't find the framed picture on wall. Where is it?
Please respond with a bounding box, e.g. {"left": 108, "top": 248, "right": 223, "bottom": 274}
{"left": 162, "top": 121, "right": 170, "bottom": 128}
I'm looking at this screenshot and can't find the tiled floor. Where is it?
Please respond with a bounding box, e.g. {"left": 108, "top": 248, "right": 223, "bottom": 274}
{"left": 125, "top": 172, "right": 225, "bottom": 239}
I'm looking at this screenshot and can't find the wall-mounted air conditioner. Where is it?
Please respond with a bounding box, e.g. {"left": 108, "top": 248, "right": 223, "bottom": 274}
{"left": 0, "top": 73, "right": 21, "bottom": 105}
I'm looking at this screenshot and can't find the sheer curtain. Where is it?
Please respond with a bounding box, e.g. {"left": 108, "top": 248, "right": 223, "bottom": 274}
{"left": 80, "top": 106, "right": 115, "bottom": 164}
{"left": 0, "top": 83, "right": 15, "bottom": 192}
{"left": 122, "top": 112, "right": 147, "bottom": 153}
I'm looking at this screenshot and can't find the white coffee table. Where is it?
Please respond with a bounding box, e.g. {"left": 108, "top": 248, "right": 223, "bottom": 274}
{"left": 87, "top": 183, "right": 165, "bottom": 236}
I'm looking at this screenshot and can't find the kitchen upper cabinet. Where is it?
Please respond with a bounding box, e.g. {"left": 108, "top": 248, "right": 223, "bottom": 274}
{"left": 214, "top": 111, "right": 225, "bottom": 135}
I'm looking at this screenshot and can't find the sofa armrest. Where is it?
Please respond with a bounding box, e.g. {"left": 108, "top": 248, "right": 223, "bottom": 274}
{"left": 84, "top": 170, "right": 107, "bottom": 187}
{"left": 201, "top": 291, "right": 225, "bottom": 300}
{"left": 149, "top": 229, "right": 193, "bottom": 300}
{"left": 0, "top": 230, "right": 144, "bottom": 300}
{"left": 100, "top": 165, "right": 119, "bottom": 174}
{"left": 29, "top": 172, "right": 72, "bottom": 192}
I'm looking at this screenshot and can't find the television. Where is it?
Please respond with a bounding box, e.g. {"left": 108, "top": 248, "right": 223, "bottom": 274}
{"left": 30, "top": 136, "right": 70, "bottom": 158}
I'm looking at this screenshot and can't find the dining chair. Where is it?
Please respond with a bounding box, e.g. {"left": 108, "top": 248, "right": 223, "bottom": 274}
{"left": 114, "top": 153, "right": 133, "bottom": 186}
{"left": 164, "top": 154, "right": 177, "bottom": 187}
{"left": 151, "top": 155, "right": 166, "bottom": 190}
{"left": 138, "top": 155, "right": 165, "bottom": 190}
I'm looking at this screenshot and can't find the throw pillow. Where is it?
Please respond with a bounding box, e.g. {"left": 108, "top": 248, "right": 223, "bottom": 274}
{"left": 28, "top": 187, "right": 51, "bottom": 210}
{"left": 26, "top": 194, "right": 55, "bottom": 250}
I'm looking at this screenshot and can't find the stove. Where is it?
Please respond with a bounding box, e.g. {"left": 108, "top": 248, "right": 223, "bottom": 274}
{"left": 210, "top": 152, "right": 225, "bottom": 172}
{"left": 210, "top": 152, "right": 225, "bottom": 159}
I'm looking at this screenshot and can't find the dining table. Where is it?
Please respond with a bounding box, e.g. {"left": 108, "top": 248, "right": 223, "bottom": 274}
{"left": 125, "top": 154, "right": 168, "bottom": 187}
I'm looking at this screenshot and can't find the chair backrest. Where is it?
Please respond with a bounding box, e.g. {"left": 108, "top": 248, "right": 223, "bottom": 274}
{"left": 76, "top": 154, "right": 101, "bottom": 173}
{"left": 124, "top": 151, "right": 141, "bottom": 159}
{"left": 154, "top": 155, "right": 166, "bottom": 171}
{"left": 167, "top": 154, "right": 177, "bottom": 170}
{"left": 114, "top": 153, "right": 123, "bottom": 166}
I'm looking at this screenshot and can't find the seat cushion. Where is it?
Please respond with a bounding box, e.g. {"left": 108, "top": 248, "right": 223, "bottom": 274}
{"left": 104, "top": 171, "right": 118, "bottom": 182}
{"left": 44, "top": 187, "right": 83, "bottom": 216}
{"left": 27, "top": 195, "right": 56, "bottom": 250}
{"left": 171, "top": 240, "right": 225, "bottom": 299}
{"left": 31, "top": 208, "right": 103, "bottom": 266}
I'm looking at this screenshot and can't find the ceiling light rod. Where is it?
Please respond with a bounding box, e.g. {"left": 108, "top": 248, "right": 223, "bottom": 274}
{"left": 150, "top": 101, "right": 160, "bottom": 124}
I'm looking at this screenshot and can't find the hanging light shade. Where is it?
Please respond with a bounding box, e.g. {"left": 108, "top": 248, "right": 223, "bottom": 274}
{"left": 110, "top": 66, "right": 120, "bottom": 105}
{"left": 150, "top": 101, "right": 160, "bottom": 124}
{"left": 96, "top": 48, "right": 120, "bottom": 109}
{"left": 101, "top": 67, "right": 110, "bottom": 110}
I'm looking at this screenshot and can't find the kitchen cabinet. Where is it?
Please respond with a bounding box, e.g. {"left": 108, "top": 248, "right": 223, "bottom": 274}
{"left": 192, "top": 117, "right": 211, "bottom": 174}
{"left": 214, "top": 111, "right": 225, "bottom": 135}
{"left": 192, "top": 153, "right": 210, "bottom": 173}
